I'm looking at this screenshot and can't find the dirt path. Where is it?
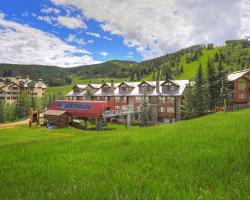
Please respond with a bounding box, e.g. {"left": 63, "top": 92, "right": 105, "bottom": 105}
{"left": 0, "top": 119, "right": 30, "bottom": 129}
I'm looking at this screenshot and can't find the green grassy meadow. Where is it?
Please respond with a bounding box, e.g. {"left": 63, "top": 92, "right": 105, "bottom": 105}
{"left": 0, "top": 109, "right": 250, "bottom": 199}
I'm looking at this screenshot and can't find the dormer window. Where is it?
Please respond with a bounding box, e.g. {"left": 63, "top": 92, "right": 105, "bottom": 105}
{"left": 28, "top": 82, "right": 35, "bottom": 88}
{"left": 161, "top": 80, "right": 179, "bottom": 93}
{"left": 118, "top": 82, "right": 134, "bottom": 93}
{"left": 138, "top": 82, "right": 154, "bottom": 93}
{"left": 101, "top": 85, "right": 111, "bottom": 93}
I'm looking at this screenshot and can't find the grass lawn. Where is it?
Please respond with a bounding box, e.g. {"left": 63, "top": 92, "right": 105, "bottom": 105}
{"left": 0, "top": 110, "right": 249, "bottom": 199}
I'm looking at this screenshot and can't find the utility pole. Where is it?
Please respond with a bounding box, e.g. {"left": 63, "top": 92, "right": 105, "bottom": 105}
{"left": 221, "top": 80, "right": 227, "bottom": 114}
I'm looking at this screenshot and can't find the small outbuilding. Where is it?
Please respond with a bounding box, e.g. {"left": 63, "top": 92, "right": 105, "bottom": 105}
{"left": 43, "top": 110, "right": 73, "bottom": 128}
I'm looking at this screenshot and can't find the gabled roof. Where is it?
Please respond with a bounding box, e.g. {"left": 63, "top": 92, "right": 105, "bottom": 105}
{"left": 0, "top": 82, "right": 19, "bottom": 92}
{"left": 75, "top": 84, "right": 87, "bottom": 89}
{"left": 88, "top": 83, "right": 102, "bottom": 89}
{"left": 161, "top": 79, "right": 179, "bottom": 86}
{"left": 43, "top": 110, "right": 68, "bottom": 116}
{"left": 117, "top": 82, "right": 136, "bottom": 88}
{"left": 137, "top": 81, "right": 156, "bottom": 87}
{"left": 228, "top": 69, "right": 250, "bottom": 82}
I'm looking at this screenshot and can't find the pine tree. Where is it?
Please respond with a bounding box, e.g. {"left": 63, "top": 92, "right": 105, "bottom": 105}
{"left": 15, "top": 92, "right": 32, "bottom": 118}
{"left": 139, "top": 92, "right": 152, "bottom": 126}
{"left": 85, "top": 88, "right": 93, "bottom": 100}
{"left": 31, "top": 96, "right": 37, "bottom": 111}
{"left": 0, "top": 99, "right": 5, "bottom": 122}
{"left": 193, "top": 64, "right": 207, "bottom": 115}
{"left": 181, "top": 82, "right": 195, "bottom": 118}
{"left": 207, "top": 58, "right": 218, "bottom": 112}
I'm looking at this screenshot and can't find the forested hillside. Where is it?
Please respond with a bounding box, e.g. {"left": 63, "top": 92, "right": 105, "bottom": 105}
{"left": 129, "top": 39, "right": 250, "bottom": 81}
{"left": 1, "top": 39, "right": 250, "bottom": 86}
{"left": 0, "top": 60, "right": 135, "bottom": 86}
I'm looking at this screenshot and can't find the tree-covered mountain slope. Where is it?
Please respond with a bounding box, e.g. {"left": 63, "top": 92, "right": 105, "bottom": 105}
{"left": 1, "top": 40, "right": 250, "bottom": 86}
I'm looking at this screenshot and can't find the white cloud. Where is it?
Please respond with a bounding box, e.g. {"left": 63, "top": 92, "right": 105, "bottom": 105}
{"left": 86, "top": 31, "right": 112, "bottom": 41}
{"left": 66, "top": 34, "right": 86, "bottom": 45}
{"left": 51, "top": 0, "right": 245, "bottom": 59}
{"left": 99, "top": 51, "right": 109, "bottom": 57}
{"left": 0, "top": 17, "right": 100, "bottom": 67}
{"left": 86, "top": 31, "right": 101, "bottom": 38}
{"left": 103, "top": 36, "right": 112, "bottom": 41}
{"left": 21, "top": 11, "right": 29, "bottom": 17}
{"left": 241, "top": 0, "right": 250, "bottom": 39}
{"left": 0, "top": 11, "right": 5, "bottom": 19}
{"left": 35, "top": 14, "right": 87, "bottom": 30}
{"left": 37, "top": 16, "right": 56, "bottom": 25}
{"left": 57, "top": 16, "right": 86, "bottom": 29}
{"left": 87, "top": 39, "right": 94, "bottom": 44}
{"left": 41, "top": 7, "right": 61, "bottom": 15}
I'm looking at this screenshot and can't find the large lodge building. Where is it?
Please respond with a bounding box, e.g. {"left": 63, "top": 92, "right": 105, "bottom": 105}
{"left": 67, "top": 69, "right": 250, "bottom": 123}
{"left": 67, "top": 79, "right": 189, "bottom": 122}
{"left": 0, "top": 76, "right": 47, "bottom": 104}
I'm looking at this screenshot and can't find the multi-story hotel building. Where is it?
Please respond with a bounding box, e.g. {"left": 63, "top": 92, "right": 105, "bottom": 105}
{"left": 67, "top": 79, "right": 189, "bottom": 122}
{"left": 228, "top": 69, "right": 250, "bottom": 107}
{"left": 0, "top": 76, "right": 47, "bottom": 104}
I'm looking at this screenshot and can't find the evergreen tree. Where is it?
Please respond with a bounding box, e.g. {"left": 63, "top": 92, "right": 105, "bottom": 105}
{"left": 139, "top": 92, "right": 152, "bottom": 126}
{"left": 207, "top": 58, "right": 218, "bottom": 112}
{"left": 15, "top": 92, "right": 32, "bottom": 118}
{"left": 85, "top": 88, "right": 93, "bottom": 100}
{"left": 31, "top": 96, "right": 37, "bottom": 111}
{"left": 181, "top": 82, "right": 195, "bottom": 117}
{"left": 193, "top": 64, "right": 207, "bottom": 115}
{"left": 0, "top": 99, "right": 5, "bottom": 122}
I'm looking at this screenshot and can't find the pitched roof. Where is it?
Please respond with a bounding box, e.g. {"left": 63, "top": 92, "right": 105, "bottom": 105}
{"left": 75, "top": 84, "right": 87, "bottom": 89}
{"left": 88, "top": 83, "right": 102, "bottom": 89}
{"left": 92, "top": 80, "right": 189, "bottom": 97}
{"left": 161, "top": 79, "right": 179, "bottom": 86}
{"left": 228, "top": 69, "right": 250, "bottom": 82}
{"left": 43, "top": 110, "right": 67, "bottom": 116}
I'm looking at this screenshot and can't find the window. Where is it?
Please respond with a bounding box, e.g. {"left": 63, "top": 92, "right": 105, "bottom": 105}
{"left": 115, "top": 96, "right": 120, "bottom": 102}
{"left": 238, "top": 80, "right": 246, "bottom": 90}
{"left": 167, "top": 107, "right": 175, "bottom": 113}
{"left": 239, "top": 93, "right": 245, "bottom": 99}
{"left": 159, "top": 96, "right": 166, "bottom": 103}
{"left": 159, "top": 107, "right": 165, "bottom": 112}
{"left": 167, "top": 97, "right": 175, "bottom": 104}
{"left": 102, "top": 86, "right": 110, "bottom": 93}
{"left": 135, "top": 96, "right": 142, "bottom": 102}
{"left": 119, "top": 87, "right": 130, "bottom": 93}
{"left": 162, "top": 85, "right": 178, "bottom": 93}
{"left": 115, "top": 105, "right": 121, "bottom": 110}
{"left": 12, "top": 87, "right": 18, "bottom": 90}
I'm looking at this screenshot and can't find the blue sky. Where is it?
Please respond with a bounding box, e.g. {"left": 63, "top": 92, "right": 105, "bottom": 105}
{"left": 0, "top": 0, "right": 141, "bottom": 67}
{"left": 0, "top": 0, "right": 248, "bottom": 67}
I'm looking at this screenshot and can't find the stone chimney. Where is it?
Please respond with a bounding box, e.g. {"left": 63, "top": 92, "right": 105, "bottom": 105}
{"left": 26, "top": 75, "right": 29, "bottom": 81}
{"left": 156, "top": 77, "right": 160, "bottom": 93}
{"left": 111, "top": 80, "right": 115, "bottom": 93}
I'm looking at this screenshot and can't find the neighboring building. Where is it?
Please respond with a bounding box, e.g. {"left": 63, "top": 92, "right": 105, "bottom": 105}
{"left": 228, "top": 69, "right": 250, "bottom": 107}
{"left": 67, "top": 79, "right": 189, "bottom": 122}
{"left": 0, "top": 76, "right": 47, "bottom": 104}
{"left": 43, "top": 110, "right": 73, "bottom": 128}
